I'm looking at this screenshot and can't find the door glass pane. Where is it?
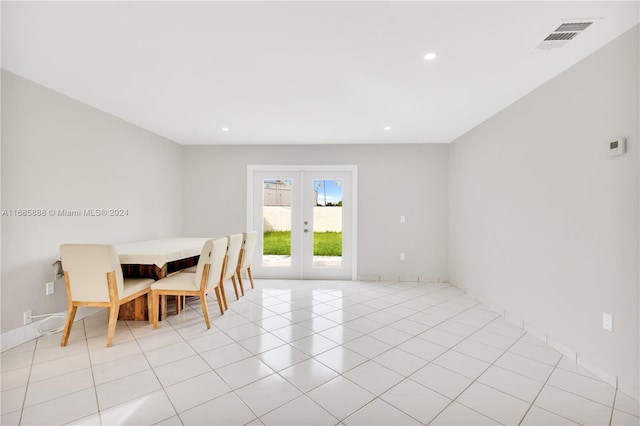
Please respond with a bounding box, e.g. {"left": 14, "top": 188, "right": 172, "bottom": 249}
{"left": 263, "top": 179, "right": 292, "bottom": 267}
{"left": 312, "top": 179, "right": 343, "bottom": 267}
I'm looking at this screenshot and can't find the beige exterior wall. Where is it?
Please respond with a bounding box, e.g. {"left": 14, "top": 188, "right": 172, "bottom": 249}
{"left": 263, "top": 206, "right": 342, "bottom": 232}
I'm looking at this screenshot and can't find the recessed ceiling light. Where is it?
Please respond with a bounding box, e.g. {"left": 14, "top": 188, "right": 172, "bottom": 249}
{"left": 384, "top": 126, "right": 392, "bottom": 131}
{"left": 423, "top": 52, "right": 437, "bottom": 61}
{"left": 221, "top": 127, "right": 229, "bottom": 132}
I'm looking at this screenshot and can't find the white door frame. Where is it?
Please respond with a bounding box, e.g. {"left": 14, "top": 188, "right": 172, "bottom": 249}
{"left": 247, "top": 165, "right": 358, "bottom": 280}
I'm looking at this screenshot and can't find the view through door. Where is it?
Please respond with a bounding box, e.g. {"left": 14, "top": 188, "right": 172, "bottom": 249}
{"left": 248, "top": 166, "right": 357, "bottom": 280}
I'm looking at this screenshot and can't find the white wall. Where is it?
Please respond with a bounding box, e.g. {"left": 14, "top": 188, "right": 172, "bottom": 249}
{"left": 0, "top": 70, "right": 183, "bottom": 333}
{"left": 182, "top": 144, "right": 449, "bottom": 281}
{"left": 449, "top": 26, "right": 639, "bottom": 398}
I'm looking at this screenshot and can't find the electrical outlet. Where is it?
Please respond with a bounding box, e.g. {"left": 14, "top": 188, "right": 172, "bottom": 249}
{"left": 23, "top": 310, "right": 32, "bottom": 325}
{"left": 400, "top": 253, "right": 405, "bottom": 261}
{"left": 46, "top": 281, "right": 55, "bottom": 295}
{"left": 602, "top": 312, "right": 613, "bottom": 332}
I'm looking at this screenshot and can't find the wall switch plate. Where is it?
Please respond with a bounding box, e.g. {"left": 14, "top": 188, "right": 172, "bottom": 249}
{"left": 400, "top": 253, "right": 405, "bottom": 261}
{"left": 602, "top": 312, "right": 613, "bottom": 332}
{"left": 400, "top": 215, "right": 406, "bottom": 224}
{"left": 46, "top": 281, "right": 55, "bottom": 295}
{"left": 23, "top": 310, "right": 32, "bottom": 325}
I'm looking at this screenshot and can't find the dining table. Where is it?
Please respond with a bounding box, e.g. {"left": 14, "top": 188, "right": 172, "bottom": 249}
{"left": 115, "top": 238, "right": 209, "bottom": 321}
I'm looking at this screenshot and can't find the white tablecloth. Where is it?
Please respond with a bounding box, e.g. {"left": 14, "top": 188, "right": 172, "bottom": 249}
{"left": 115, "top": 238, "right": 209, "bottom": 267}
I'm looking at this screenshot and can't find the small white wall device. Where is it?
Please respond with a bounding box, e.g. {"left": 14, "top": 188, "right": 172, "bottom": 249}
{"left": 608, "top": 138, "right": 626, "bottom": 157}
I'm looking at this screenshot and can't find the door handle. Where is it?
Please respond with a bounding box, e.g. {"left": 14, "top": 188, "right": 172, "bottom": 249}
{"left": 304, "top": 229, "right": 309, "bottom": 233}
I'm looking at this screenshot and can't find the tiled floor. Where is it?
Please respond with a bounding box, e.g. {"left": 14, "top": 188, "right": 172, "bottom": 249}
{"left": 1, "top": 280, "right": 638, "bottom": 425}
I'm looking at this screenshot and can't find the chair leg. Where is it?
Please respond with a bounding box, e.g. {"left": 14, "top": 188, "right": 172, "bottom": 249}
{"left": 106, "top": 304, "right": 120, "bottom": 347}
{"left": 237, "top": 272, "right": 245, "bottom": 296}
{"left": 247, "top": 267, "right": 255, "bottom": 289}
{"left": 60, "top": 305, "right": 77, "bottom": 347}
{"left": 199, "top": 295, "right": 211, "bottom": 329}
{"left": 152, "top": 292, "right": 160, "bottom": 329}
{"left": 147, "top": 292, "right": 154, "bottom": 324}
{"left": 231, "top": 276, "right": 240, "bottom": 300}
{"left": 220, "top": 281, "right": 229, "bottom": 310}
{"left": 215, "top": 287, "right": 225, "bottom": 316}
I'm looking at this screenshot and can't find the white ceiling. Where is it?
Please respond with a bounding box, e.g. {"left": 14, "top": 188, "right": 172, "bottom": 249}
{"left": 2, "top": 1, "right": 638, "bottom": 145}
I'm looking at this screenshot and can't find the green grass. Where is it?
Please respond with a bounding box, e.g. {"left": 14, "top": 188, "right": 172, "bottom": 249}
{"left": 263, "top": 231, "right": 342, "bottom": 256}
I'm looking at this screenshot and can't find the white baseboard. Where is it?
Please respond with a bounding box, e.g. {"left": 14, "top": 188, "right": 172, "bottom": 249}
{"left": 1, "top": 307, "right": 101, "bottom": 353}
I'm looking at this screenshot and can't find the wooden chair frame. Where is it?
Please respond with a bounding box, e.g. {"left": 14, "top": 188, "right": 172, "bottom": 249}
{"left": 61, "top": 270, "right": 151, "bottom": 348}
{"left": 150, "top": 264, "right": 225, "bottom": 330}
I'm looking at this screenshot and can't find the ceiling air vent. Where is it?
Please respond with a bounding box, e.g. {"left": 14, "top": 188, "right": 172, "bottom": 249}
{"left": 537, "top": 21, "right": 594, "bottom": 50}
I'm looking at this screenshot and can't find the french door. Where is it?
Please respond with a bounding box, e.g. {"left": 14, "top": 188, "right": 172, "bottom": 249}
{"left": 247, "top": 165, "right": 357, "bottom": 280}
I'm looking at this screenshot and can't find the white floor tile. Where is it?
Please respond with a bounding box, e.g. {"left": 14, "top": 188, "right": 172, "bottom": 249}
{"left": 0, "top": 366, "right": 30, "bottom": 391}
{"left": 153, "top": 415, "right": 183, "bottom": 426}
{"left": 235, "top": 374, "right": 302, "bottom": 417}
{"left": 223, "top": 323, "right": 268, "bottom": 341}
{"left": 164, "top": 371, "right": 231, "bottom": 413}
{"left": 534, "top": 384, "right": 612, "bottom": 425}
{"left": 343, "top": 361, "right": 404, "bottom": 395}
{"left": 179, "top": 391, "right": 256, "bottom": 425}
{"left": 343, "top": 398, "right": 421, "bottom": 425}
{"left": 92, "top": 352, "right": 150, "bottom": 385}
{"left": 270, "top": 324, "right": 315, "bottom": 343}
{"left": 453, "top": 339, "right": 506, "bottom": 363}
{"left": 28, "top": 352, "right": 91, "bottom": 383}
{"left": 397, "top": 337, "right": 447, "bottom": 361}
{"left": 611, "top": 409, "right": 640, "bottom": 426}
{"left": 96, "top": 369, "right": 161, "bottom": 410}
{"left": 24, "top": 367, "right": 94, "bottom": 408}
{"left": 494, "top": 351, "right": 555, "bottom": 383}
{"left": 89, "top": 340, "right": 142, "bottom": 366}
{"left": 417, "top": 328, "right": 465, "bottom": 348}
{"left": 238, "top": 332, "right": 287, "bottom": 355}
{"left": 291, "top": 334, "right": 339, "bottom": 357}
{"left": 199, "top": 342, "right": 254, "bottom": 369}
{"left": 430, "top": 402, "right": 501, "bottom": 425}
{"left": 314, "top": 346, "right": 368, "bottom": 374}
{"left": 615, "top": 391, "right": 640, "bottom": 417}
{"left": 318, "top": 325, "right": 364, "bottom": 344}
{"left": 380, "top": 379, "right": 451, "bottom": 424}
{"left": 153, "top": 354, "right": 212, "bottom": 387}
{"left": 367, "top": 326, "right": 413, "bottom": 346}
{"left": 145, "top": 342, "right": 197, "bottom": 368}
{"left": 373, "top": 347, "right": 428, "bottom": 376}
{"left": 19, "top": 388, "right": 97, "bottom": 426}
{"left": 216, "top": 357, "right": 274, "bottom": 389}
{"left": 456, "top": 382, "right": 530, "bottom": 425}
{"left": 509, "top": 339, "right": 562, "bottom": 366}
{"left": 257, "top": 344, "right": 309, "bottom": 372}
{"left": 260, "top": 395, "right": 338, "bottom": 426}
{"left": 547, "top": 367, "right": 616, "bottom": 407}
{"left": 343, "top": 335, "right": 392, "bottom": 359}
{"left": 5, "top": 279, "right": 624, "bottom": 426}
{"left": 477, "top": 365, "right": 544, "bottom": 403}
{"left": 187, "top": 330, "right": 234, "bottom": 353}
{"left": 279, "top": 358, "right": 339, "bottom": 392}
{"left": 520, "top": 406, "right": 580, "bottom": 425}
{"left": 433, "top": 350, "right": 490, "bottom": 380}
{"left": 1, "top": 386, "right": 26, "bottom": 415}
{"left": 100, "top": 389, "right": 177, "bottom": 426}
{"left": 307, "top": 376, "right": 375, "bottom": 421}
{"left": 410, "top": 363, "right": 473, "bottom": 399}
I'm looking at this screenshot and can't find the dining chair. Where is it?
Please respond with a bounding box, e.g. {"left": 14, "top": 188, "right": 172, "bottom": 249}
{"left": 221, "top": 233, "right": 243, "bottom": 305}
{"left": 149, "top": 237, "right": 227, "bottom": 330}
{"left": 237, "top": 231, "right": 257, "bottom": 293}
{"left": 59, "top": 244, "right": 155, "bottom": 347}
